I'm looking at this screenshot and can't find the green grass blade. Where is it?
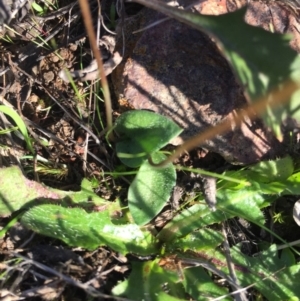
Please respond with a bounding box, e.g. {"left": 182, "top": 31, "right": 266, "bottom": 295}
{"left": 0, "top": 105, "right": 34, "bottom": 154}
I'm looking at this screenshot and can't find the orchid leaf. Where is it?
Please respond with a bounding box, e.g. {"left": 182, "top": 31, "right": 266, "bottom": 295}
{"left": 128, "top": 152, "right": 176, "bottom": 225}
{"left": 115, "top": 110, "right": 182, "bottom": 167}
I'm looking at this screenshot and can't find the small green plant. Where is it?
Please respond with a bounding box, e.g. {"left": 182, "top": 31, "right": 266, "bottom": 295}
{"left": 114, "top": 110, "right": 182, "bottom": 225}
{"left": 1, "top": 110, "right": 300, "bottom": 300}
{"left": 273, "top": 211, "right": 286, "bottom": 224}
{"left": 2, "top": 1, "right": 300, "bottom": 299}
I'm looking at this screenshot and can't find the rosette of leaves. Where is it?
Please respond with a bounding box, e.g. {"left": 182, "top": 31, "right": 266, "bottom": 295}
{"left": 114, "top": 110, "right": 183, "bottom": 225}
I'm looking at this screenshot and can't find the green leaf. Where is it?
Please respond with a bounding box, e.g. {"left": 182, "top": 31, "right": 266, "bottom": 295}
{"left": 281, "top": 172, "right": 300, "bottom": 195}
{"left": 166, "top": 229, "right": 224, "bottom": 252}
{"left": 112, "top": 260, "right": 185, "bottom": 300}
{"left": 248, "top": 156, "right": 294, "bottom": 183}
{"left": 116, "top": 140, "right": 147, "bottom": 168}
{"left": 31, "top": 1, "right": 44, "bottom": 13}
{"left": 226, "top": 245, "right": 300, "bottom": 300}
{"left": 158, "top": 184, "right": 266, "bottom": 242}
{"left": 183, "top": 266, "right": 230, "bottom": 301}
{"left": 219, "top": 157, "right": 294, "bottom": 192}
{"left": 177, "top": 245, "right": 300, "bottom": 300}
{"left": 0, "top": 166, "right": 106, "bottom": 217}
{"left": 128, "top": 152, "right": 176, "bottom": 225}
{"left": 115, "top": 110, "right": 182, "bottom": 167}
{"left": 0, "top": 105, "right": 34, "bottom": 154}
{"left": 280, "top": 248, "right": 296, "bottom": 267}
{"left": 21, "top": 204, "right": 158, "bottom": 254}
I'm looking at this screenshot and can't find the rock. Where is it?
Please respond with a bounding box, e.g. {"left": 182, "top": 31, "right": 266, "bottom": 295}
{"left": 112, "top": 6, "right": 282, "bottom": 164}
{"left": 200, "top": 0, "right": 300, "bottom": 53}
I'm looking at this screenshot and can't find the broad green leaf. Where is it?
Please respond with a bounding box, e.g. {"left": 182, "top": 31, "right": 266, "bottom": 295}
{"left": 218, "top": 170, "right": 285, "bottom": 193}
{"left": 131, "top": 1, "right": 300, "bottom": 137}
{"left": 183, "top": 267, "right": 230, "bottom": 301}
{"left": 0, "top": 105, "right": 34, "bottom": 153}
{"left": 158, "top": 184, "right": 266, "bottom": 242}
{"left": 112, "top": 260, "right": 185, "bottom": 300}
{"left": 248, "top": 156, "right": 294, "bottom": 183}
{"left": 281, "top": 172, "right": 300, "bottom": 195}
{"left": 128, "top": 152, "right": 176, "bottom": 225}
{"left": 116, "top": 140, "right": 146, "bottom": 168}
{"left": 0, "top": 166, "right": 106, "bottom": 217}
{"left": 177, "top": 245, "right": 300, "bottom": 300}
{"left": 253, "top": 182, "right": 287, "bottom": 195}
{"left": 222, "top": 245, "right": 300, "bottom": 300}
{"left": 21, "top": 204, "right": 158, "bottom": 254}
{"left": 280, "top": 248, "right": 296, "bottom": 267}
{"left": 219, "top": 157, "right": 294, "bottom": 191}
{"left": 158, "top": 204, "right": 219, "bottom": 242}
{"left": 166, "top": 229, "right": 223, "bottom": 252}
{"left": 217, "top": 185, "right": 266, "bottom": 224}
{"left": 115, "top": 110, "right": 182, "bottom": 167}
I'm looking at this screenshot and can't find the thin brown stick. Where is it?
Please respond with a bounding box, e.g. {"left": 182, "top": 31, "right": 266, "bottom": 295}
{"left": 78, "top": 0, "right": 113, "bottom": 136}
{"left": 221, "top": 223, "right": 247, "bottom": 301}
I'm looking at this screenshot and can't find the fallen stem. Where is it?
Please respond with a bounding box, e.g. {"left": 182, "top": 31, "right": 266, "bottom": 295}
{"left": 78, "top": 0, "right": 113, "bottom": 138}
